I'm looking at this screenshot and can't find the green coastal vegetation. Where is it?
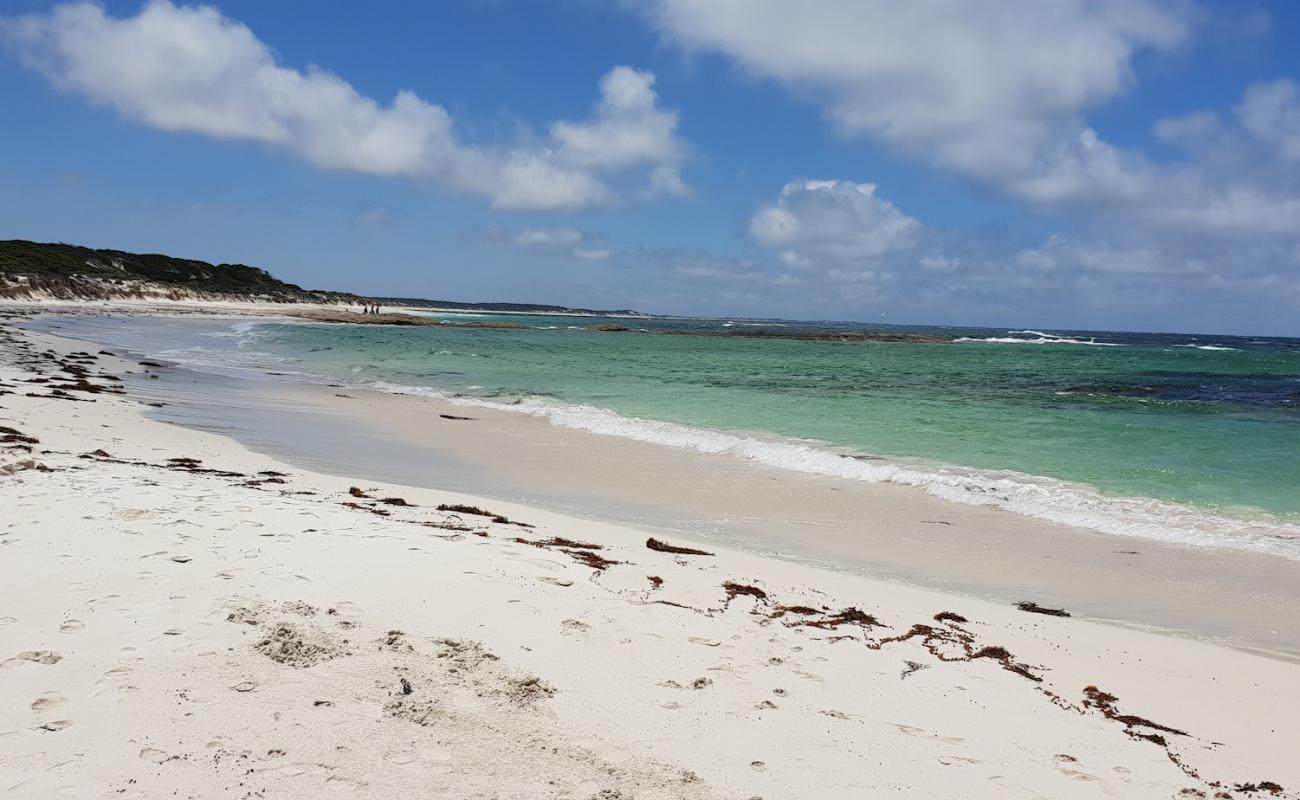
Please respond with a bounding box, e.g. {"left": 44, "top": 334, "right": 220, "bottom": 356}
{"left": 0, "top": 239, "right": 365, "bottom": 303}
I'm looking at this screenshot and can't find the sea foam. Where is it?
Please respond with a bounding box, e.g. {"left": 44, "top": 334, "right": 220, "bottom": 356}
{"left": 369, "top": 382, "right": 1300, "bottom": 561}
{"left": 955, "top": 330, "right": 1124, "bottom": 346}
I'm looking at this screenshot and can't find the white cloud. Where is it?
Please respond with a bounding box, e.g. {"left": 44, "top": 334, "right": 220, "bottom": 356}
{"left": 1154, "top": 110, "right": 1220, "bottom": 144}
{"left": 5, "top": 1, "right": 689, "bottom": 211}
{"left": 637, "top": 2, "right": 1300, "bottom": 239}
{"left": 1236, "top": 79, "right": 1300, "bottom": 163}
{"left": 353, "top": 208, "right": 390, "bottom": 224}
{"left": 462, "top": 224, "right": 610, "bottom": 262}
{"left": 919, "top": 255, "right": 959, "bottom": 272}
{"left": 1145, "top": 189, "right": 1300, "bottom": 236}
{"left": 551, "top": 66, "right": 691, "bottom": 196}
{"left": 514, "top": 227, "right": 585, "bottom": 248}
{"left": 641, "top": 0, "right": 1189, "bottom": 205}
{"left": 750, "top": 179, "right": 920, "bottom": 264}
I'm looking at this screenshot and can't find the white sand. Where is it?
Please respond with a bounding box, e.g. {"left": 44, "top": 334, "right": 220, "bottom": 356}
{"left": 2, "top": 314, "right": 1297, "bottom": 799}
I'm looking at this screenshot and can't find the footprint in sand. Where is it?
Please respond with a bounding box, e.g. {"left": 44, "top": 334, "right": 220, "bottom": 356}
{"left": 326, "top": 602, "right": 363, "bottom": 625}
{"left": 36, "top": 720, "right": 73, "bottom": 732}
{"left": 31, "top": 692, "right": 67, "bottom": 712}
{"left": 688, "top": 637, "right": 722, "bottom": 647}
{"left": 0, "top": 616, "right": 16, "bottom": 625}
{"left": 59, "top": 619, "right": 84, "bottom": 633}
{"left": 560, "top": 619, "right": 591, "bottom": 635}
{"left": 139, "top": 747, "right": 171, "bottom": 764}
{"left": 17, "top": 651, "right": 63, "bottom": 665}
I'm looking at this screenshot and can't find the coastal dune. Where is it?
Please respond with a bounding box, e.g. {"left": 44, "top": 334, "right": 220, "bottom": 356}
{"left": 2, "top": 314, "right": 1298, "bottom": 799}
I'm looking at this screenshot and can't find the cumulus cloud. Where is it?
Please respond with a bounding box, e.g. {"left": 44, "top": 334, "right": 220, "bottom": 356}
{"left": 639, "top": 0, "right": 1188, "bottom": 206}
{"left": 461, "top": 224, "right": 609, "bottom": 261}
{"left": 1153, "top": 110, "right": 1221, "bottom": 144}
{"left": 1236, "top": 79, "right": 1300, "bottom": 163}
{"left": 750, "top": 180, "right": 920, "bottom": 267}
{"left": 637, "top": 1, "right": 1300, "bottom": 238}
{"left": 551, "top": 67, "right": 691, "bottom": 196}
{"left": 4, "top": 1, "right": 690, "bottom": 210}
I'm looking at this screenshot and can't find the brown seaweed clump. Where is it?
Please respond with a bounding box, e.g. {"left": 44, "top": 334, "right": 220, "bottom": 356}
{"left": 646, "top": 537, "right": 714, "bottom": 556}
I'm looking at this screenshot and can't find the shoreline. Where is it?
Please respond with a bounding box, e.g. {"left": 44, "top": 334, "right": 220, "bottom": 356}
{"left": 21, "top": 306, "right": 1300, "bottom": 659}
{"left": 4, "top": 305, "right": 1300, "bottom": 796}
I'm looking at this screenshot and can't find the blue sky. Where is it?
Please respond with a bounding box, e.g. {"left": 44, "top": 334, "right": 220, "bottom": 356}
{"left": 2, "top": 1, "right": 1299, "bottom": 334}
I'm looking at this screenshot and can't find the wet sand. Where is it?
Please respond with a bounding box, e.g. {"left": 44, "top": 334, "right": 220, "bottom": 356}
{"left": 128, "top": 361, "right": 1300, "bottom": 659}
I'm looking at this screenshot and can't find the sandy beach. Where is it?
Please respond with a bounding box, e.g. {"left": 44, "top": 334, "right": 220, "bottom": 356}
{"left": 3, "top": 306, "right": 1299, "bottom": 798}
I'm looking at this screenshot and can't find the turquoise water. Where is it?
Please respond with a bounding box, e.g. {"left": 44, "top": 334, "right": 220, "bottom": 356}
{"left": 37, "top": 314, "right": 1300, "bottom": 554}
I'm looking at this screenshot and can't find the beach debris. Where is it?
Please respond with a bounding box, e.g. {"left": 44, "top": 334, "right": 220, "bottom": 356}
{"left": 342, "top": 501, "right": 390, "bottom": 516}
{"left": 514, "top": 536, "right": 621, "bottom": 570}
{"left": 520, "top": 535, "right": 601, "bottom": 550}
{"left": 933, "top": 611, "right": 968, "bottom": 624}
{"left": 1, "top": 458, "right": 50, "bottom": 475}
{"left": 348, "top": 486, "right": 371, "bottom": 498}
{"left": 241, "top": 475, "right": 287, "bottom": 487}
{"left": 1232, "top": 782, "right": 1285, "bottom": 796}
{"left": 422, "top": 520, "right": 474, "bottom": 532}
{"left": 646, "top": 537, "right": 714, "bottom": 556}
{"left": 380, "top": 630, "right": 413, "bottom": 653}
{"left": 722, "top": 581, "right": 769, "bottom": 607}
{"left": 1016, "top": 601, "right": 1071, "bottom": 617}
{"left": 900, "top": 660, "right": 928, "bottom": 680}
{"left": 1082, "top": 685, "right": 1188, "bottom": 741}
{"left": 400, "top": 677, "right": 413, "bottom": 695}
{"left": 232, "top": 681, "right": 258, "bottom": 693}
{"left": 969, "top": 646, "right": 1041, "bottom": 682}
{"left": 0, "top": 425, "right": 39, "bottom": 445}
{"left": 436, "top": 503, "right": 533, "bottom": 527}
{"left": 647, "top": 575, "right": 664, "bottom": 590}
{"left": 439, "top": 413, "right": 474, "bottom": 420}
{"left": 781, "top": 606, "right": 881, "bottom": 631}
{"left": 160, "top": 456, "right": 245, "bottom": 478}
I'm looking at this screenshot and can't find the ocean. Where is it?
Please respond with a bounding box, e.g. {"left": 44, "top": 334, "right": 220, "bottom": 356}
{"left": 35, "top": 312, "right": 1300, "bottom": 559}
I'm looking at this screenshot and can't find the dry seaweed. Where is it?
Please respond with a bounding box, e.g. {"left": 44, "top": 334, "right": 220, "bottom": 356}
{"left": 722, "top": 582, "right": 769, "bottom": 605}
{"left": 1016, "top": 601, "right": 1071, "bottom": 617}
{"left": 645, "top": 537, "right": 714, "bottom": 556}
{"left": 436, "top": 503, "right": 533, "bottom": 527}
